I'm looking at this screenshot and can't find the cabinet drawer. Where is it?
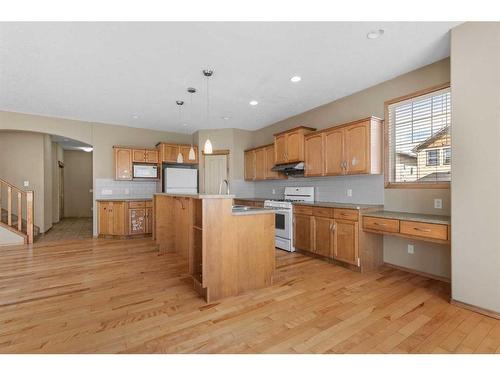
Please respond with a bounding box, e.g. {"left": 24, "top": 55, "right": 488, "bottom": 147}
{"left": 293, "top": 205, "right": 313, "bottom": 215}
{"left": 363, "top": 216, "right": 399, "bottom": 233}
{"left": 400, "top": 221, "right": 448, "bottom": 241}
{"left": 334, "top": 208, "right": 359, "bottom": 221}
{"left": 145, "top": 200, "right": 153, "bottom": 208}
{"left": 128, "top": 201, "right": 146, "bottom": 208}
{"left": 312, "top": 206, "right": 333, "bottom": 218}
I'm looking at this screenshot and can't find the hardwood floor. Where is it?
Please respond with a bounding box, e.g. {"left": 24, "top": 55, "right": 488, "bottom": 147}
{"left": 0, "top": 238, "right": 499, "bottom": 354}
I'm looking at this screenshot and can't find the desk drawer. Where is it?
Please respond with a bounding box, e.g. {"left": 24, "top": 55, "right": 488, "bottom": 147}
{"left": 400, "top": 220, "right": 448, "bottom": 241}
{"left": 334, "top": 208, "right": 359, "bottom": 221}
{"left": 363, "top": 216, "right": 399, "bottom": 233}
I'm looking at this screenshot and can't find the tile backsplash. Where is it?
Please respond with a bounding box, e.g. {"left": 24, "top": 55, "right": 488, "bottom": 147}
{"left": 95, "top": 178, "right": 157, "bottom": 199}
{"left": 252, "top": 174, "right": 384, "bottom": 204}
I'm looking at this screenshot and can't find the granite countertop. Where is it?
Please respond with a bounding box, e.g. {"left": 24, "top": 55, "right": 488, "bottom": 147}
{"left": 154, "top": 193, "right": 235, "bottom": 199}
{"left": 96, "top": 197, "right": 152, "bottom": 201}
{"left": 293, "top": 201, "right": 384, "bottom": 210}
{"left": 363, "top": 210, "right": 451, "bottom": 225}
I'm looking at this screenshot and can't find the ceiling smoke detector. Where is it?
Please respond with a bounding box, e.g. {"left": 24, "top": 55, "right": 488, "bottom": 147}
{"left": 367, "top": 29, "right": 385, "bottom": 39}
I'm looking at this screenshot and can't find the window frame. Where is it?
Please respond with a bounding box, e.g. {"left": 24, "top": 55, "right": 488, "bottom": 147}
{"left": 426, "top": 149, "right": 440, "bottom": 167}
{"left": 443, "top": 147, "right": 451, "bottom": 165}
{"left": 384, "top": 82, "right": 451, "bottom": 189}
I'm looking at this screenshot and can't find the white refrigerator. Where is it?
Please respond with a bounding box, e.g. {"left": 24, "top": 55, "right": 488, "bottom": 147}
{"left": 164, "top": 167, "right": 198, "bottom": 194}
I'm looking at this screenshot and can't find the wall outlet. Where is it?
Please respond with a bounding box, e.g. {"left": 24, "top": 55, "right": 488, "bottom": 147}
{"left": 124, "top": 188, "right": 130, "bottom": 195}
{"left": 101, "top": 189, "right": 113, "bottom": 195}
{"left": 23, "top": 181, "right": 29, "bottom": 187}
{"left": 272, "top": 189, "right": 276, "bottom": 195}
{"left": 346, "top": 189, "right": 352, "bottom": 197}
{"left": 407, "top": 244, "right": 414, "bottom": 254}
{"left": 434, "top": 198, "right": 442, "bottom": 209}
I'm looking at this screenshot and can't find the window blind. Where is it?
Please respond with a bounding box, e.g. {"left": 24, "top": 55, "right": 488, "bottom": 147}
{"left": 387, "top": 87, "right": 451, "bottom": 184}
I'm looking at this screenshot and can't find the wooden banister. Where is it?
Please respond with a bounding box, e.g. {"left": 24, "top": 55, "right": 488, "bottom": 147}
{"left": 0, "top": 178, "right": 34, "bottom": 244}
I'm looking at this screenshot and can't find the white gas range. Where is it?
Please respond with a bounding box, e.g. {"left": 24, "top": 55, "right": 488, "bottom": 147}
{"left": 264, "top": 187, "right": 315, "bottom": 252}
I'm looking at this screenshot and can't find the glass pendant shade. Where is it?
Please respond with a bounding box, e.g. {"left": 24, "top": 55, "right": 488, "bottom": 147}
{"left": 203, "top": 139, "right": 213, "bottom": 154}
{"left": 176, "top": 152, "right": 184, "bottom": 163}
{"left": 188, "top": 146, "right": 196, "bottom": 160}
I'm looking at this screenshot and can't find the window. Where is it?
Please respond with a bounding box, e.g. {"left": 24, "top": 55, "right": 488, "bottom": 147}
{"left": 443, "top": 147, "right": 451, "bottom": 165}
{"left": 385, "top": 84, "right": 451, "bottom": 187}
{"left": 426, "top": 150, "right": 439, "bottom": 166}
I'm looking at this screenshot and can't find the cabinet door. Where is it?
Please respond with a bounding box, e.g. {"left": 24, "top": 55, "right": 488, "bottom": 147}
{"left": 145, "top": 150, "right": 159, "bottom": 164}
{"left": 98, "top": 202, "right": 111, "bottom": 235}
{"left": 254, "top": 148, "right": 266, "bottom": 180}
{"left": 333, "top": 219, "right": 359, "bottom": 266}
{"left": 112, "top": 202, "right": 126, "bottom": 235}
{"left": 345, "top": 121, "right": 369, "bottom": 175}
{"left": 264, "top": 145, "right": 284, "bottom": 180}
{"left": 145, "top": 207, "right": 153, "bottom": 234}
{"left": 274, "top": 134, "right": 287, "bottom": 164}
{"left": 293, "top": 214, "right": 313, "bottom": 251}
{"left": 129, "top": 208, "right": 146, "bottom": 235}
{"left": 132, "top": 149, "right": 146, "bottom": 163}
{"left": 162, "top": 144, "right": 179, "bottom": 163}
{"left": 244, "top": 150, "right": 256, "bottom": 181}
{"left": 305, "top": 133, "right": 324, "bottom": 176}
{"left": 313, "top": 216, "right": 334, "bottom": 258}
{"left": 286, "top": 130, "right": 303, "bottom": 162}
{"left": 324, "top": 128, "right": 345, "bottom": 176}
{"left": 115, "top": 148, "right": 133, "bottom": 180}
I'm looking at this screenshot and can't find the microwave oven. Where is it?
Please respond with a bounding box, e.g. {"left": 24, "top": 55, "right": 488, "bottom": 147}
{"left": 133, "top": 164, "right": 158, "bottom": 179}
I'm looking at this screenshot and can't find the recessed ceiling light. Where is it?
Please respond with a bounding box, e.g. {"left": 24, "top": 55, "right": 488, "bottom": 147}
{"left": 249, "top": 100, "right": 258, "bottom": 106}
{"left": 290, "top": 76, "right": 302, "bottom": 83}
{"left": 367, "top": 29, "right": 384, "bottom": 39}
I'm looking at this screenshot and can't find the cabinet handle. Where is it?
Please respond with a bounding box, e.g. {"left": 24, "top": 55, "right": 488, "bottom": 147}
{"left": 374, "top": 222, "right": 387, "bottom": 226}
{"left": 413, "top": 227, "right": 431, "bottom": 232}
{"left": 329, "top": 223, "right": 333, "bottom": 231}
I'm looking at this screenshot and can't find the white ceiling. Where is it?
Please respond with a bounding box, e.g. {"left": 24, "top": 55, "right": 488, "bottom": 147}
{"left": 0, "top": 22, "right": 459, "bottom": 134}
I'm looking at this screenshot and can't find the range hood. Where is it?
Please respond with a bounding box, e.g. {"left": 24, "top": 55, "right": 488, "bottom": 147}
{"left": 271, "top": 162, "right": 305, "bottom": 176}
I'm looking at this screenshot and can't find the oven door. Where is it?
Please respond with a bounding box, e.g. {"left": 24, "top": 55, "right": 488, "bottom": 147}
{"left": 274, "top": 209, "right": 291, "bottom": 240}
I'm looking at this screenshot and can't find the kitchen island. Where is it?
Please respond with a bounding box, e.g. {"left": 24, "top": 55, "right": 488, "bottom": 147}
{"left": 153, "top": 193, "right": 275, "bottom": 302}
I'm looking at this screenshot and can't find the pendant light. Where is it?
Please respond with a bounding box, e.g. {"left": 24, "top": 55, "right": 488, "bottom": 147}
{"left": 176, "top": 100, "right": 184, "bottom": 163}
{"left": 187, "top": 87, "right": 197, "bottom": 161}
{"left": 203, "top": 69, "right": 214, "bottom": 154}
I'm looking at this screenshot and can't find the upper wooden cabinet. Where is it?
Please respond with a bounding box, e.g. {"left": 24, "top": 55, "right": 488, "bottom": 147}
{"left": 304, "top": 117, "right": 382, "bottom": 177}
{"left": 244, "top": 144, "right": 286, "bottom": 181}
{"left": 114, "top": 147, "right": 133, "bottom": 180}
{"left": 132, "top": 148, "right": 159, "bottom": 164}
{"left": 274, "top": 126, "right": 316, "bottom": 165}
{"left": 158, "top": 143, "right": 198, "bottom": 164}
{"left": 244, "top": 149, "right": 256, "bottom": 181}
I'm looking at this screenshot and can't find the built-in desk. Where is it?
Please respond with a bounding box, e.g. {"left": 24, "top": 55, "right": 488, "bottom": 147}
{"left": 362, "top": 211, "right": 451, "bottom": 245}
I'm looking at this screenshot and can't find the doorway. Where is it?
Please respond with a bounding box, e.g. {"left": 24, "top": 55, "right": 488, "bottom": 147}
{"left": 203, "top": 151, "right": 229, "bottom": 194}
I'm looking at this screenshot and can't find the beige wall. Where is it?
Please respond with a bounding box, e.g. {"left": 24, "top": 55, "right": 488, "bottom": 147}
{"left": 63, "top": 150, "right": 93, "bottom": 218}
{"left": 250, "top": 58, "right": 452, "bottom": 278}
{"left": 0, "top": 131, "right": 46, "bottom": 232}
{"left": 451, "top": 22, "right": 500, "bottom": 313}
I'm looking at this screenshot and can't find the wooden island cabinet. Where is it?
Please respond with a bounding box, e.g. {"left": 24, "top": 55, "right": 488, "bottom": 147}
{"left": 154, "top": 193, "right": 275, "bottom": 302}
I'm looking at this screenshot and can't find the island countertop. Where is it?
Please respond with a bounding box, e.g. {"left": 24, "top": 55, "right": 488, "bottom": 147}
{"left": 154, "top": 193, "right": 235, "bottom": 199}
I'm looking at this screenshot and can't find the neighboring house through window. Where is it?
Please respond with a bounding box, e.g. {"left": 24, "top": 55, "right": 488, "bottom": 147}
{"left": 385, "top": 84, "right": 451, "bottom": 187}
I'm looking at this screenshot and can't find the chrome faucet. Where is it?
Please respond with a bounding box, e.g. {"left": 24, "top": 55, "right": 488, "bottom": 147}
{"left": 218, "top": 179, "right": 230, "bottom": 195}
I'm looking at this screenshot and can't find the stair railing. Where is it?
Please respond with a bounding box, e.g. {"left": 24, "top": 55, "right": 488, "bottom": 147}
{"left": 0, "top": 178, "right": 34, "bottom": 244}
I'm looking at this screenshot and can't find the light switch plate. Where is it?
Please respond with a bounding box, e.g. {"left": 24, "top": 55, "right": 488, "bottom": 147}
{"left": 272, "top": 189, "right": 276, "bottom": 195}
{"left": 434, "top": 198, "right": 442, "bottom": 209}
{"left": 407, "top": 244, "right": 414, "bottom": 254}
{"left": 23, "top": 181, "right": 29, "bottom": 187}
{"left": 347, "top": 189, "right": 352, "bottom": 197}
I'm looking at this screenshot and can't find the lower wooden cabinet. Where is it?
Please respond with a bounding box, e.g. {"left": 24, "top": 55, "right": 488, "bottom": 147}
{"left": 312, "top": 216, "right": 334, "bottom": 258}
{"left": 293, "top": 204, "right": 382, "bottom": 272}
{"left": 98, "top": 200, "right": 153, "bottom": 237}
{"left": 333, "top": 219, "right": 359, "bottom": 266}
